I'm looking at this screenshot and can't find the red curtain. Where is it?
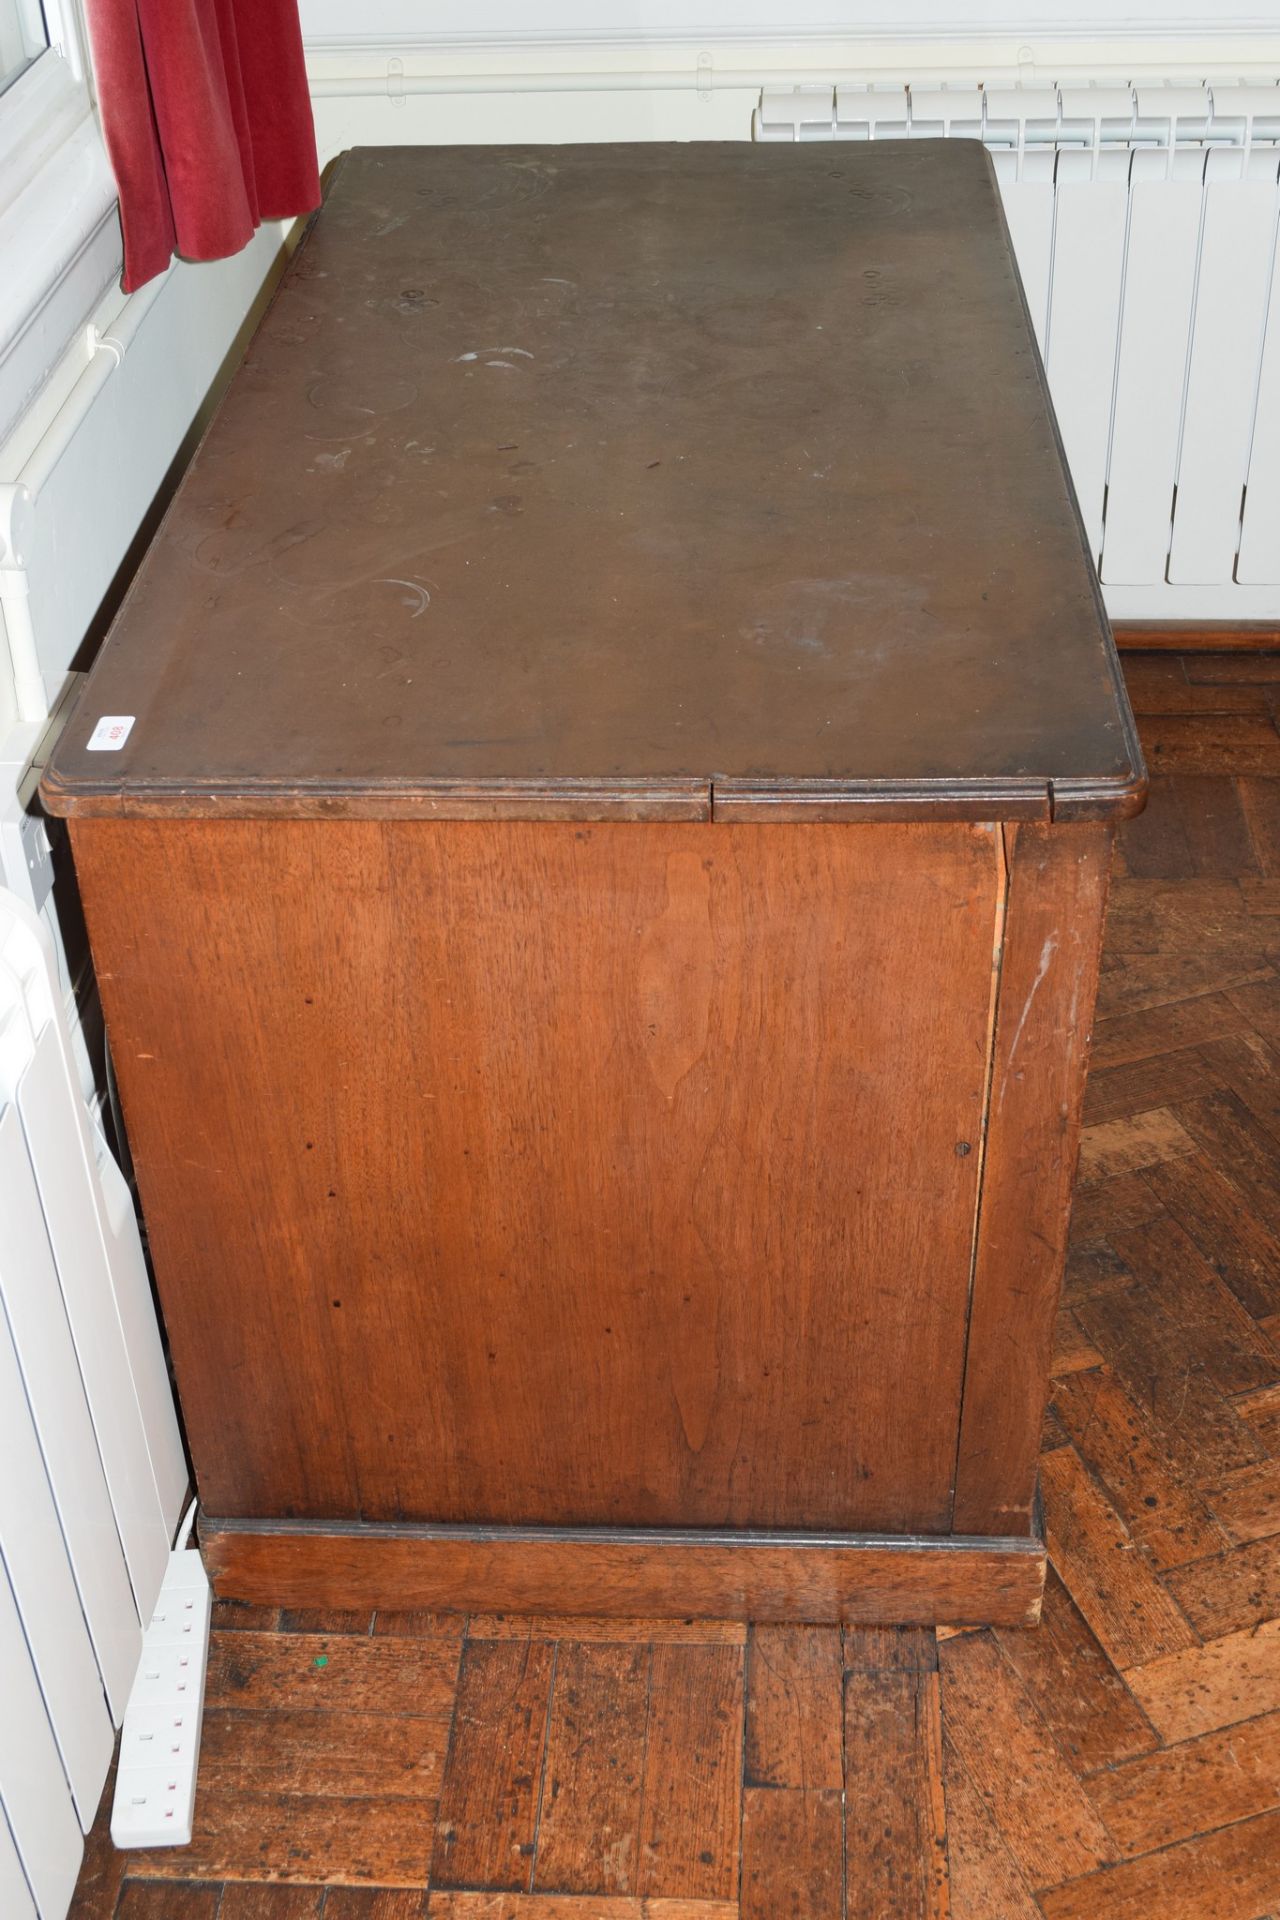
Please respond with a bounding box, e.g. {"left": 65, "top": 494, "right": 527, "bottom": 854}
{"left": 84, "top": 0, "right": 321, "bottom": 293}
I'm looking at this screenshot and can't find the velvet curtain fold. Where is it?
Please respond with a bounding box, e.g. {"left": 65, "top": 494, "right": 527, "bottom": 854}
{"left": 84, "top": 0, "right": 322, "bottom": 293}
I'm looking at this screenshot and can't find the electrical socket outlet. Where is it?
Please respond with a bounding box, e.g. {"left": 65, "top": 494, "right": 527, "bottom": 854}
{"left": 112, "top": 1767, "right": 197, "bottom": 1844}
{"left": 111, "top": 1546, "right": 211, "bottom": 1847}
{"left": 117, "top": 1704, "right": 200, "bottom": 1771}
{"left": 146, "top": 1591, "right": 206, "bottom": 1648}
{"left": 126, "top": 1645, "right": 204, "bottom": 1709}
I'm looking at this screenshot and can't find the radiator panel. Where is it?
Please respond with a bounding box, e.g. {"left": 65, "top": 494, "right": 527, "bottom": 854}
{"left": 1099, "top": 160, "right": 1203, "bottom": 586}
{"left": 1239, "top": 223, "right": 1280, "bottom": 585}
{"left": 1045, "top": 154, "right": 1128, "bottom": 563}
{"left": 1169, "top": 157, "right": 1279, "bottom": 585}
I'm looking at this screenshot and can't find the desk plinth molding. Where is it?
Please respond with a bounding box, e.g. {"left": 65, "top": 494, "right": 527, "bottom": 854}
{"left": 201, "top": 1515, "right": 1047, "bottom": 1628}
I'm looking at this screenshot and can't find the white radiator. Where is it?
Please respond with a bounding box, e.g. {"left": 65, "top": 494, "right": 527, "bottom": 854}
{"left": 0, "top": 879, "right": 187, "bottom": 1918}
{"left": 757, "top": 80, "right": 1280, "bottom": 622}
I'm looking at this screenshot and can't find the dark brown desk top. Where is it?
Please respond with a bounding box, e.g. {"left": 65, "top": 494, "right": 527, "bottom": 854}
{"left": 44, "top": 142, "right": 1144, "bottom": 824}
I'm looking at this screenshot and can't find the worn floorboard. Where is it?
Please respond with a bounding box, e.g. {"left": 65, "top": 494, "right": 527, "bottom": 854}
{"left": 70, "top": 655, "right": 1280, "bottom": 1918}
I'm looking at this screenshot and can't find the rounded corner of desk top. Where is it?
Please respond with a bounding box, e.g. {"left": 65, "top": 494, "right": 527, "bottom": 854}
{"left": 36, "top": 765, "right": 87, "bottom": 822}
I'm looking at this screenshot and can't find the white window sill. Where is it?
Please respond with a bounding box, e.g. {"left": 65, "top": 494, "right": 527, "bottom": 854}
{"left": 0, "top": 49, "right": 121, "bottom": 444}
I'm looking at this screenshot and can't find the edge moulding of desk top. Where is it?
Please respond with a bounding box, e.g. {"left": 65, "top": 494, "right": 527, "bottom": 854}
{"left": 198, "top": 1520, "right": 1048, "bottom": 1628}
{"left": 41, "top": 773, "right": 1145, "bottom": 824}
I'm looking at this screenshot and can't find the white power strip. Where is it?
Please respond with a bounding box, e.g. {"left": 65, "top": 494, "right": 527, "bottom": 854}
{"left": 110, "top": 1545, "right": 211, "bottom": 1847}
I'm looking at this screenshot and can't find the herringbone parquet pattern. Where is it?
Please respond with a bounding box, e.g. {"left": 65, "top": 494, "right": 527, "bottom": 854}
{"left": 68, "top": 653, "right": 1280, "bottom": 1920}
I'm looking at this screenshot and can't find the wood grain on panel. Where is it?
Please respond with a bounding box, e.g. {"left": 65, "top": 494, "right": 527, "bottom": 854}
{"left": 635, "top": 1645, "right": 743, "bottom": 1901}
{"left": 200, "top": 1523, "right": 1046, "bottom": 1626}
{"left": 941, "top": 1735, "right": 1041, "bottom": 1920}
{"left": 425, "top": 1902, "right": 736, "bottom": 1920}
{"left": 203, "top": 1634, "right": 458, "bottom": 1718}
{"left": 937, "top": 1632, "right": 1114, "bottom": 1889}
{"left": 1124, "top": 1619, "right": 1280, "bottom": 1744}
{"left": 844, "top": 1665, "right": 950, "bottom": 1920}
{"left": 743, "top": 1625, "right": 843, "bottom": 1789}
{"left": 990, "top": 1569, "right": 1158, "bottom": 1776}
{"left": 73, "top": 816, "right": 999, "bottom": 1537}
{"left": 1038, "top": 1448, "right": 1196, "bottom": 1669}
{"left": 954, "top": 822, "right": 1114, "bottom": 1536}
{"left": 532, "top": 1643, "right": 650, "bottom": 1895}
{"left": 1085, "top": 1709, "right": 1280, "bottom": 1858}
{"left": 122, "top": 1791, "right": 437, "bottom": 1887}
{"left": 115, "top": 1890, "right": 222, "bottom": 1920}
{"left": 1036, "top": 1808, "right": 1280, "bottom": 1920}
{"left": 215, "top": 1891, "right": 327, "bottom": 1920}
{"left": 432, "top": 1640, "right": 556, "bottom": 1892}
{"left": 323, "top": 1895, "right": 429, "bottom": 1920}
{"left": 66, "top": 669, "right": 1280, "bottom": 1920}
{"left": 1165, "top": 1532, "right": 1280, "bottom": 1638}
{"left": 197, "top": 1709, "right": 447, "bottom": 1801}
{"left": 741, "top": 1787, "right": 843, "bottom": 1920}
{"left": 1050, "top": 1369, "right": 1227, "bottom": 1571}
{"left": 1114, "top": 623, "right": 1280, "bottom": 651}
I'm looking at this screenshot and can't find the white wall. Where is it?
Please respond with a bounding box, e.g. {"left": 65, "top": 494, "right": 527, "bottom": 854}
{"left": 0, "top": 228, "right": 289, "bottom": 746}
{"left": 302, "top": 1, "right": 1280, "bottom": 41}
{"left": 17, "top": 237, "right": 288, "bottom": 723}
{"left": 303, "top": 10, "right": 1280, "bottom": 176}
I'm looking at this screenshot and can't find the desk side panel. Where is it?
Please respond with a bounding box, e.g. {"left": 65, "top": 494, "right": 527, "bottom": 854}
{"left": 952, "top": 821, "right": 1113, "bottom": 1535}
{"left": 70, "top": 817, "right": 1001, "bottom": 1536}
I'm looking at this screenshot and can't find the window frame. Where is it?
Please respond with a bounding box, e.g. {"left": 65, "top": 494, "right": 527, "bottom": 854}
{"left": 0, "top": 0, "right": 53, "bottom": 98}
{"left": 0, "top": 0, "right": 122, "bottom": 443}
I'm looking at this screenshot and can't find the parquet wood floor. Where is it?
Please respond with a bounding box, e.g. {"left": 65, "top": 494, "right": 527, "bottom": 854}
{"left": 69, "top": 653, "right": 1280, "bottom": 1919}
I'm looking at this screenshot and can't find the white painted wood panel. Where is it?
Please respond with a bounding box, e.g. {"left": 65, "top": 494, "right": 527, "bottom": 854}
{"left": 19, "top": 1026, "right": 184, "bottom": 1605}
{"left": 0, "top": 1286, "right": 113, "bottom": 1825}
{"left": 0, "top": 1808, "right": 37, "bottom": 1920}
{"left": 0, "top": 1555, "right": 83, "bottom": 1919}
{"left": 0, "top": 877, "right": 191, "bottom": 1913}
{"left": 0, "top": 1105, "right": 139, "bottom": 1720}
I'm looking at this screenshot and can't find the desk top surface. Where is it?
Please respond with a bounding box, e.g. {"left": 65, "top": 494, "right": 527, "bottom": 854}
{"left": 44, "top": 141, "right": 1144, "bottom": 823}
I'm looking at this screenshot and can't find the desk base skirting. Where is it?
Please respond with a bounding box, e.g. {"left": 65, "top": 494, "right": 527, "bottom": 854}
{"left": 200, "top": 1514, "right": 1047, "bottom": 1627}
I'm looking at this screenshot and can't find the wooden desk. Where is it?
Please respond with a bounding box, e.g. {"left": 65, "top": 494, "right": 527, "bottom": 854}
{"left": 42, "top": 143, "right": 1145, "bottom": 1626}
